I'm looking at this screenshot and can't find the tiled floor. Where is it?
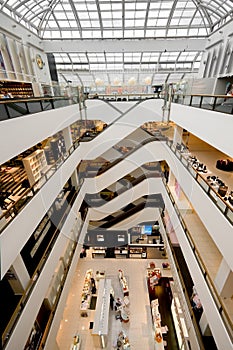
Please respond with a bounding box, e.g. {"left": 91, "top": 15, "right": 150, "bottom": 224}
{"left": 56, "top": 253, "right": 172, "bottom": 350}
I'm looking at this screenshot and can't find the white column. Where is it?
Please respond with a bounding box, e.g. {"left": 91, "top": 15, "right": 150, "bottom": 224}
{"left": 215, "top": 258, "right": 233, "bottom": 298}
{"left": 173, "top": 125, "right": 183, "bottom": 147}
{"left": 199, "top": 312, "right": 212, "bottom": 336}
{"left": 62, "top": 126, "right": 79, "bottom": 189}
{"left": 9, "top": 255, "right": 30, "bottom": 293}
{"left": 62, "top": 126, "right": 73, "bottom": 150}
{"left": 167, "top": 170, "right": 176, "bottom": 187}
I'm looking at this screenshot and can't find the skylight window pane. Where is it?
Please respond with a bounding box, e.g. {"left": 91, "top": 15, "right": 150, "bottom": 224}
{"left": 51, "top": 31, "right": 60, "bottom": 38}
{"left": 91, "top": 20, "right": 100, "bottom": 27}
{"left": 125, "top": 11, "right": 136, "bottom": 18}
{"left": 102, "top": 20, "right": 113, "bottom": 27}
{"left": 75, "top": 4, "right": 87, "bottom": 11}
{"left": 199, "top": 28, "right": 208, "bottom": 35}
{"left": 55, "top": 20, "right": 65, "bottom": 27}
{"left": 78, "top": 12, "right": 89, "bottom": 19}
{"left": 155, "top": 29, "right": 166, "bottom": 37}
{"left": 124, "top": 30, "right": 134, "bottom": 37}
{"left": 84, "top": 21, "right": 92, "bottom": 28}
{"left": 134, "top": 30, "right": 144, "bottom": 37}
{"left": 135, "top": 19, "right": 145, "bottom": 26}
{"left": 87, "top": 3, "right": 98, "bottom": 11}
{"left": 146, "top": 30, "right": 155, "bottom": 37}
{"left": 101, "top": 12, "right": 112, "bottom": 18}
{"left": 148, "top": 10, "right": 159, "bottom": 17}
{"left": 125, "top": 3, "right": 136, "bottom": 10}
{"left": 66, "top": 12, "right": 75, "bottom": 20}
{"left": 177, "top": 29, "right": 188, "bottom": 36}
{"left": 82, "top": 31, "right": 93, "bottom": 38}
{"left": 167, "top": 29, "right": 177, "bottom": 36}
{"left": 173, "top": 10, "right": 183, "bottom": 17}
{"left": 179, "top": 18, "right": 191, "bottom": 25}
{"left": 69, "top": 21, "right": 78, "bottom": 27}
{"left": 61, "top": 31, "right": 73, "bottom": 38}
{"left": 136, "top": 3, "right": 147, "bottom": 10}
{"left": 170, "top": 18, "right": 180, "bottom": 25}
{"left": 112, "top": 12, "right": 122, "bottom": 19}
{"left": 63, "top": 4, "right": 72, "bottom": 11}
{"left": 135, "top": 11, "right": 146, "bottom": 18}
{"left": 100, "top": 3, "right": 111, "bottom": 10}
{"left": 157, "top": 18, "right": 168, "bottom": 26}
{"left": 55, "top": 12, "right": 67, "bottom": 20}
{"left": 112, "top": 3, "right": 122, "bottom": 10}
{"left": 188, "top": 28, "right": 198, "bottom": 35}
{"left": 160, "top": 10, "right": 170, "bottom": 17}
{"left": 112, "top": 20, "right": 122, "bottom": 27}
{"left": 103, "top": 31, "right": 112, "bottom": 38}
{"left": 125, "top": 20, "right": 134, "bottom": 27}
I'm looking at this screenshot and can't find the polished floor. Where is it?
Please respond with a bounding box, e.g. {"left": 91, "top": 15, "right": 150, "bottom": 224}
{"left": 56, "top": 253, "right": 172, "bottom": 349}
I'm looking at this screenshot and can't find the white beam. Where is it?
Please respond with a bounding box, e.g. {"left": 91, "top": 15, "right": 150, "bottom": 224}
{"left": 42, "top": 38, "right": 207, "bottom": 53}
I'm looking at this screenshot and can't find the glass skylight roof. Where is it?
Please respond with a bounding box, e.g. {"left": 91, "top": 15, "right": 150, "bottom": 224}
{"left": 1, "top": 0, "right": 232, "bottom": 86}
{"left": 2, "top": 0, "right": 233, "bottom": 39}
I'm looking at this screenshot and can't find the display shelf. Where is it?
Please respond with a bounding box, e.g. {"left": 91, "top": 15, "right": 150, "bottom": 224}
{"left": 0, "top": 81, "right": 34, "bottom": 97}
{"left": 92, "top": 247, "right": 106, "bottom": 258}
{"left": 114, "top": 249, "right": 128, "bottom": 258}
{"left": 80, "top": 269, "right": 93, "bottom": 316}
{"left": 70, "top": 334, "right": 81, "bottom": 350}
{"left": 22, "top": 149, "right": 48, "bottom": 186}
{"left": 151, "top": 299, "right": 165, "bottom": 350}
{"left": 118, "top": 269, "right": 129, "bottom": 296}
{"left": 129, "top": 247, "right": 147, "bottom": 258}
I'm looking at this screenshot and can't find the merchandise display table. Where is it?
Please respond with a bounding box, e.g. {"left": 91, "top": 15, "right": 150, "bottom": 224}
{"left": 151, "top": 299, "right": 165, "bottom": 350}
{"left": 114, "top": 249, "right": 128, "bottom": 258}
{"left": 92, "top": 248, "right": 106, "bottom": 258}
{"left": 70, "top": 335, "right": 81, "bottom": 350}
{"left": 118, "top": 269, "right": 129, "bottom": 296}
{"left": 115, "top": 330, "right": 130, "bottom": 349}
{"left": 80, "top": 269, "right": 93, "bottom": 316}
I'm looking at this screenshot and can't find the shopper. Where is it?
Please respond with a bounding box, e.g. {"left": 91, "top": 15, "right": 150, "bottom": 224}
{"left": 1, "top": 89, "right": 13, "bottom": 98}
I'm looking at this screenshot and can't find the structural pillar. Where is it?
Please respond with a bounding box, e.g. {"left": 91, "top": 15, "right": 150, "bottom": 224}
{"left": 199, "top": 312, "right": 212, "bottom": 336}
{"left": 62, "top": 126, "right": 79, "bottom": 189}
{"left": 9, "top": 255, "right": 30, "bottom": 294}
{"left": 215, "top": 258, "right": 233, "bottom": 298}
{"left": 173, "top": 125, "right": 183, "bottom": 147}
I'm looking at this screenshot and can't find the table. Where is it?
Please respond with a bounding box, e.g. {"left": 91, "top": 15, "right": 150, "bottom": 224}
{"left": 118, "top": 270, "right": 129, "bottom": 296}
{"left": 70, "top": 335, "right": 81, "bottom": 350}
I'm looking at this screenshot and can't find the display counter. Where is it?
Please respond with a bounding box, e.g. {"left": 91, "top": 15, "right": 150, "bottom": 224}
{"left": 129, "top": 247, "right": 147, "bottom": 258}
{"left": 80, "top": 269, "right": 93, "bottom": 316}
{"left": 92, "top": 247, "right": 106, "bottom": 258}
{"left": 115, "top": 249, "right": 128, "bottom": 258}
{"left": 115, "top": 330, "right": 130, "bottom": 349}
{"left": 92, "top": 279, "right": 111, "bottom": 348}
{"left": 70, "top": 334, "right": 81, "bottom": 350}
{"left": 151, "top": 299, "right": 165, "bottom": 350}
{"left": 118, "top": 269, "right": 129, "bottom": 296}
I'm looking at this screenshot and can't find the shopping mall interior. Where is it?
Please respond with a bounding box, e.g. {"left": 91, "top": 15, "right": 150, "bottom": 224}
{"left": 0, "top": 2, "right": 233, "bottom": 350}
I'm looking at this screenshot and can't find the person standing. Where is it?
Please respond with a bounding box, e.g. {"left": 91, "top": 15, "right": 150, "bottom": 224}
{"left": 1, "top": 90, "right": 13, "bottom": 98}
